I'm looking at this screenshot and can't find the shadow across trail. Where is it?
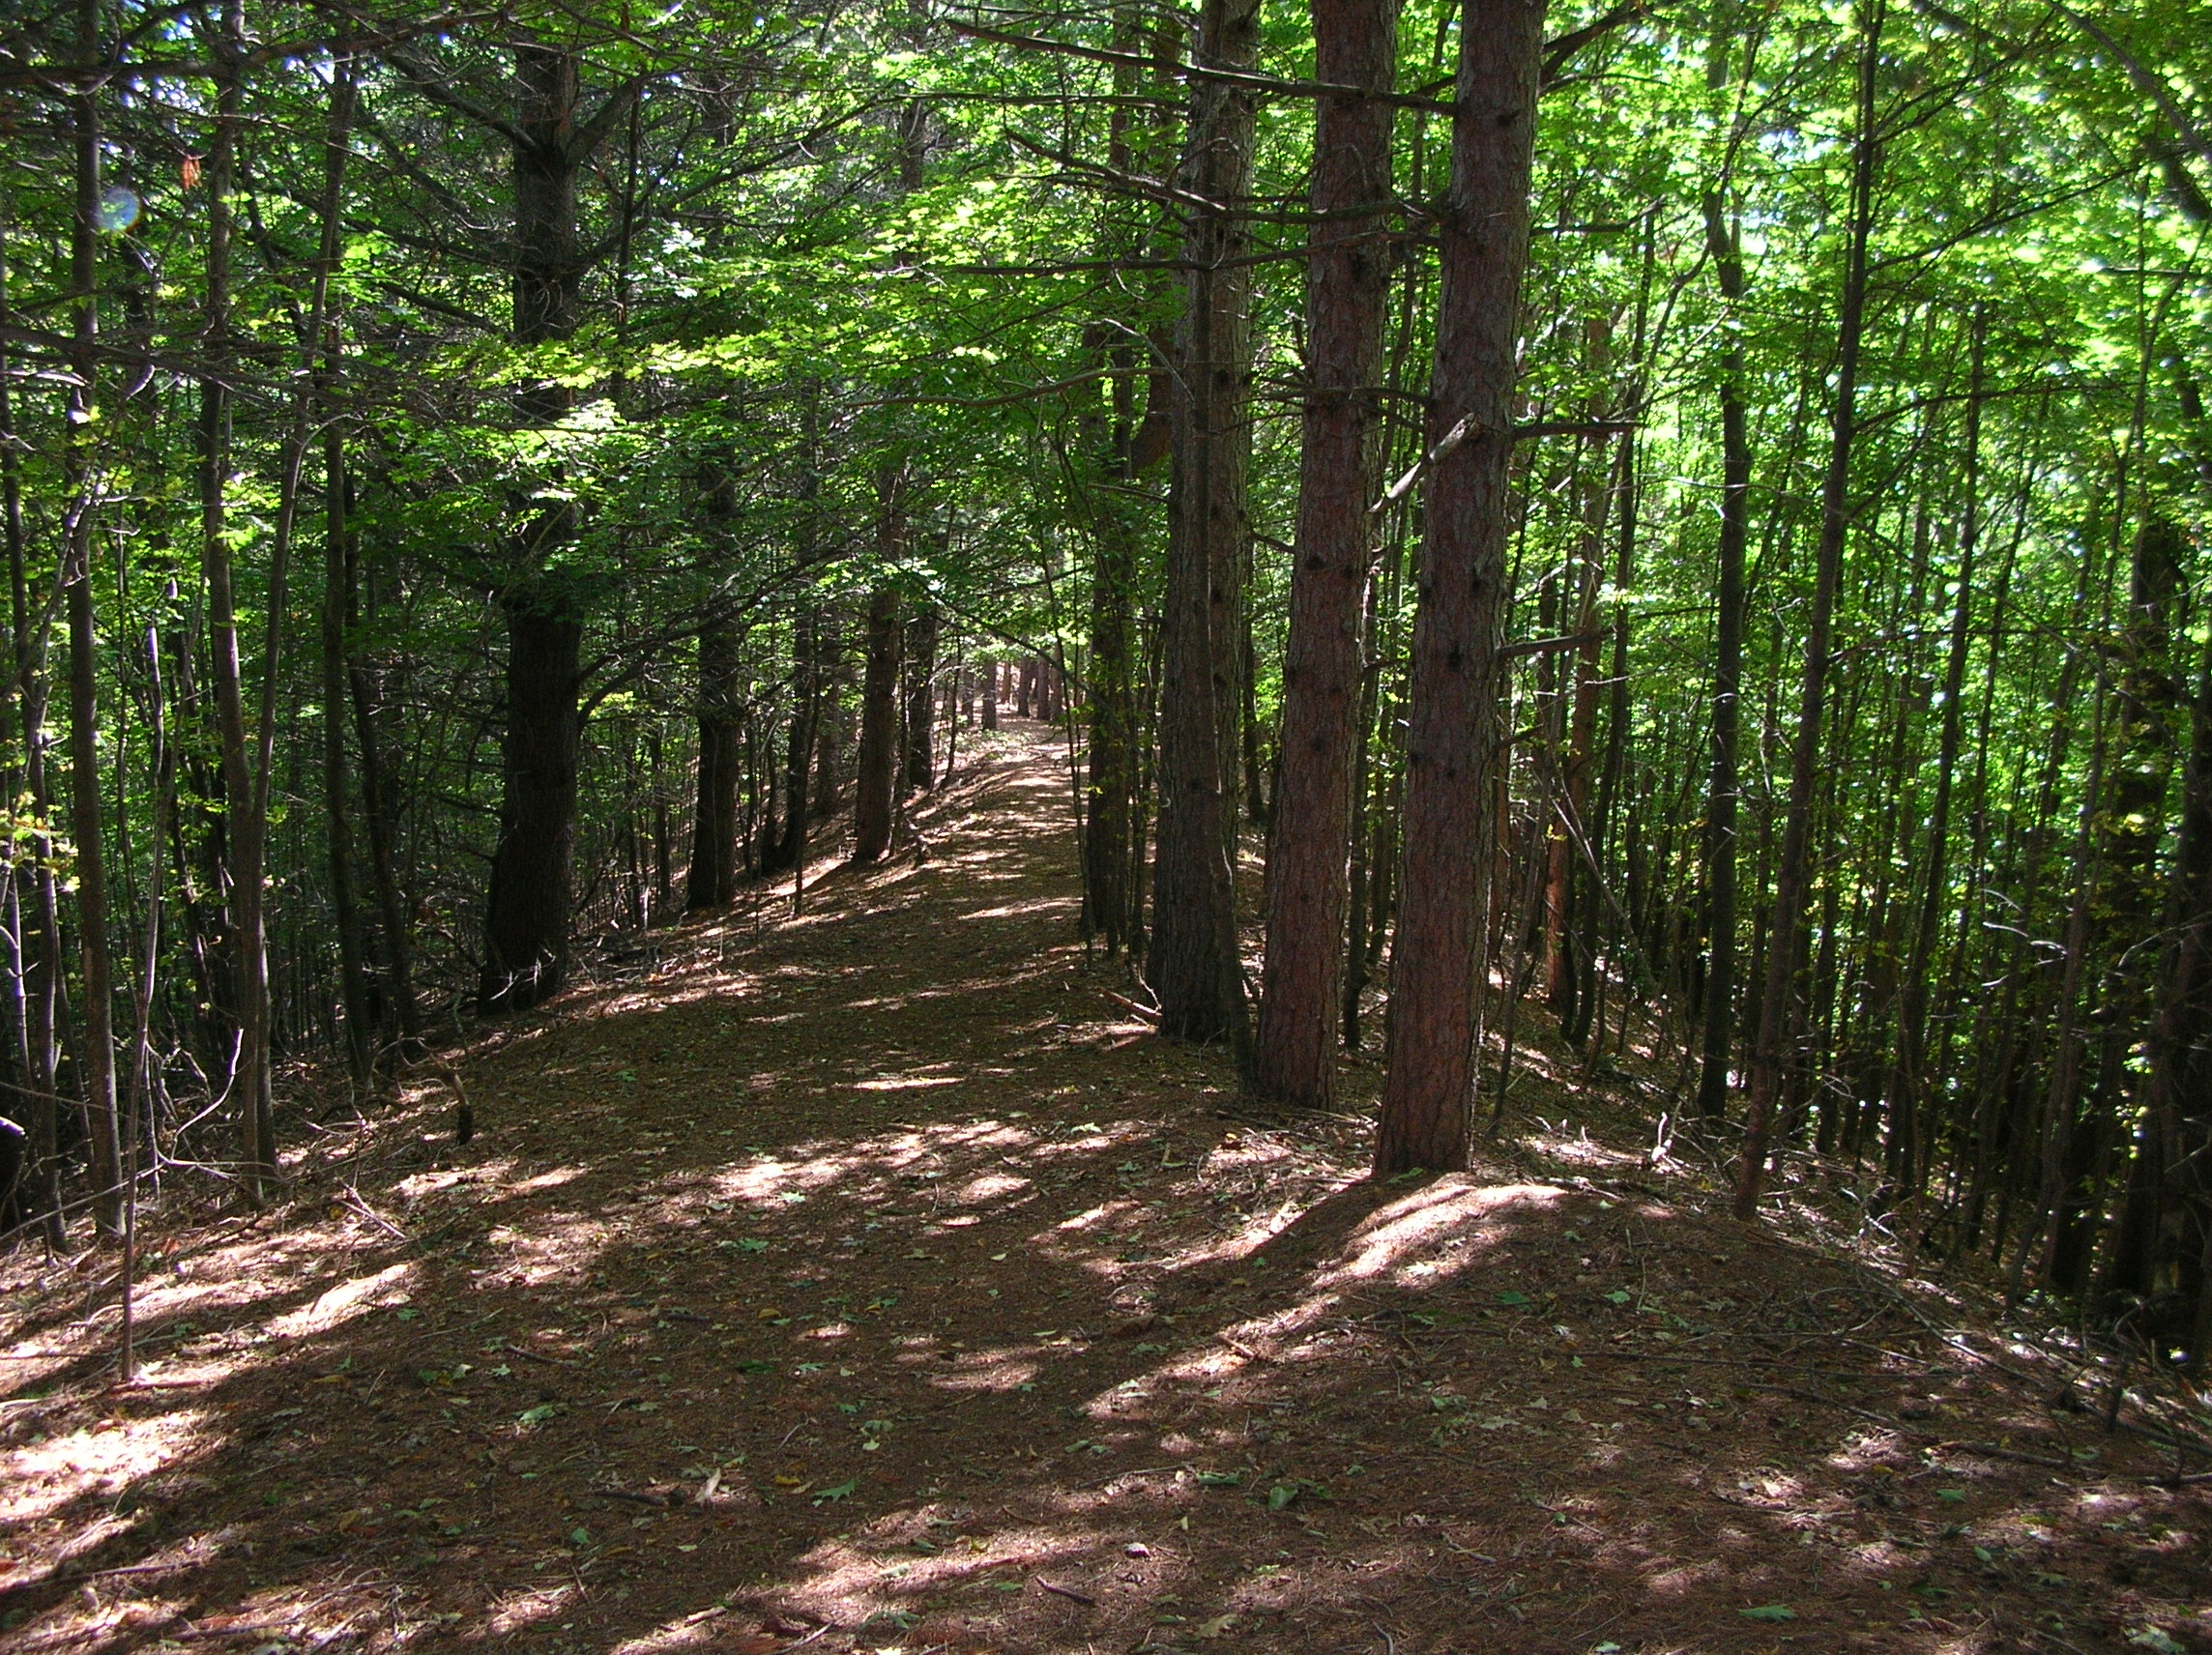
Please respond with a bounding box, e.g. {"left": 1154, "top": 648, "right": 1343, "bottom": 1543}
{"left": 2, "top": 725, "right": 2206, "bottom": 1655}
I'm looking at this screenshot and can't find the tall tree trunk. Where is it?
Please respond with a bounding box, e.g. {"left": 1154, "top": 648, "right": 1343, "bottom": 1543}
{"left": 1253, "top": 0, "right": 1399, "bottom": 1107}
{"left": 65, "top": 0, "right": 122, "bottom": 1232}
{"left": 480, "top": 40, "right": 626, "bottom": 1011}
{"left": 1148, "top": 0, "right": 1262, "bottom": 1049}
{"left": 852, "top": 584, "right": 902, "bottom": 862}
{"left": 1375, "top": 0, "right": 1546, "bottom": 1174}
{"left": 1733, "top": 0, "right": 1882, "bottom": 1218}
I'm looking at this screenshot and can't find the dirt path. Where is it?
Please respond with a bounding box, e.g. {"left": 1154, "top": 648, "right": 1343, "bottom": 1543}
{"left": 2, "top": 727, "right": 2207, "bottom": 1655}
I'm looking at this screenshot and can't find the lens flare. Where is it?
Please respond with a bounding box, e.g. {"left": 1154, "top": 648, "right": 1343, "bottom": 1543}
{"left": 96, "top": 186, "right": 140, "bottom": 233}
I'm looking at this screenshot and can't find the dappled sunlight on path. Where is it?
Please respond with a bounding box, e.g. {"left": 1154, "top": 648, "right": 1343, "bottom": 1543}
{"left": 2, "top": 727, "right": 2206, "bottom": 1655}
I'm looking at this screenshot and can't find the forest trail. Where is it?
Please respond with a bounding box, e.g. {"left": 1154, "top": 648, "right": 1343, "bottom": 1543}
{"left": 2, "top": 726, "right": 2208, "bottom": 1655}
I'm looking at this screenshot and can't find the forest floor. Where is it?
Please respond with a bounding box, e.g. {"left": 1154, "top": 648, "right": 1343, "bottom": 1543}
{"left": 3, "top": 724, "right": 2210, "bottom": 1655}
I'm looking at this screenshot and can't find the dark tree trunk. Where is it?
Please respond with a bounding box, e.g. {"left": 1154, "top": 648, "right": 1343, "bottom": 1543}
{"left": 1252, "top": 0, "right": 1398, "bottom": 1107}
{"left": 771, "top": 604, "right": 821, "bottom": 874}
{"left": 2079, "top": 520, "right": 2189, "bottom": 1297}
{"left": 687, "top": 617, "right": 743, "bottom": 909}
{"left": 1375, "top": 0, "right": 1546, "bottom": 1174}
{"left": 903, "top": 605, "right": 939, "bottom": 794}
{"left": 480, "top": 38, "right": 628, "bottom": 1011}
{"left": 981, "top": 662, "right": 999, "bottom": 730}
{"left": 480, "top": 595, "right": 584, "bottom": 1009}
{"left": 853, "top": 586, "right": 902, "bottom": 862}
{"left": 1147, "top": 0, "right": 1262, "bottom": 1049}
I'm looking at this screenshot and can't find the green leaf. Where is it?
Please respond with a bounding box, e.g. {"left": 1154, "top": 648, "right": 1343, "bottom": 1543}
{"left": 1936, "top": 1489, "right": 1967, "bottom": 1502}
{"left": 1267, "top": 1483, "right": 1297, "bottom": 1510}
{"left": 1196, "top": 1471, "right": 1242, "bottom": 1487}
{"left": 736, "top": 1359, "right": 776, "bottom": 1375}
{"left": 2127, "top": 1630, "right": 2187, "bottom": 1654}
{"left": 569, "top": 1526, "right": 592, "bottom": 1548}
{"left": 517, "top": 1404, "right": 562, "bottom": 1426}
{"left": 813, "top": 1479, "right": 858, "bottom": 1503}
{"left": 1738, "top": 1605, "right": 1797, "bottom": 1621}
{"left": 1605, "top": 1290, "right": 1633, "bottom": 1305}
{"left": 1496, "top": 1291, "right": 1531, "bottom": 1307}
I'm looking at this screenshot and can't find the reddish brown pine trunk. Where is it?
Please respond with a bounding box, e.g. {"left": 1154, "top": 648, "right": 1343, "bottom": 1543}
{"left": 1253, "top": 0, "right": 1399, "bottom": 1107}
{"left": 852, "top": 587, "right": 902, "bottom": 862}
{"left": 982, "top": 662, "right": 1000, "bottom": 730}
{"left": 1375, "top": 0, "right": 1546, "bottom": 1174}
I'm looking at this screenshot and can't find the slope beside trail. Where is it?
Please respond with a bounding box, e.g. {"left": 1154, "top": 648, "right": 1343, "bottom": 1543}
{"left": 2, "top": 725, "right": 2208, "bottom": 1655}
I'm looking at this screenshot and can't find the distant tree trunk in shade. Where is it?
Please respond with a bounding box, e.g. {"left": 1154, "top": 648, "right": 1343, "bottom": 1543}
{"left": 687, "top": 617, "right": 743, "bottom": 909}
{"left": 981, "top": 662, "right": 999, "bottom": 730}
{"left": 1374, "top": 0, "right": 1545, "bottom": 1176}
{"left": 853, "top": 586, "right": 902, "bottom": 862}
{"left": 1733, "top": 0, "right": 1882, "bottom": 1217}
{"left": 903, "top": 605, "right": 939, "bottom": 794}
{"left": 771, "top": 604, "right": 821, "bottom": 874}
{"left": 1253, "top": 0, "right": 1398, "bottom": 1108}
{"left": 1148, "top": 0, "right": 1261, "bottom": 1050}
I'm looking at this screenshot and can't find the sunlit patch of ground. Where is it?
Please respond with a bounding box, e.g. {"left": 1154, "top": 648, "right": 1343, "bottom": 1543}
{"left": 2, "top": 724, "right": 2206, "bottom": 1655}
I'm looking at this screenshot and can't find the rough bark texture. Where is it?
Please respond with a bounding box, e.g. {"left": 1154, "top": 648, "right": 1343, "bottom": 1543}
{"left": 1147, "top": 0, "right": 1261, "bottom": 1048}
{"left": 1252, "top": 0, "right": 1398, "bottom": 1107}
{"left": 1375, "top": 0, "right": 1546, "bottom": 1174}
{"left": 853, "top": 586, "right": 902, "bottom": 863}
